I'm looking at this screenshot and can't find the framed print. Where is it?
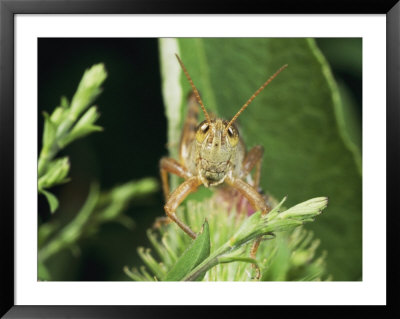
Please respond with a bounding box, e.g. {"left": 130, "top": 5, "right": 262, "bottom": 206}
{"left": 0, "top": 0, "right": 398, "bottom": 317}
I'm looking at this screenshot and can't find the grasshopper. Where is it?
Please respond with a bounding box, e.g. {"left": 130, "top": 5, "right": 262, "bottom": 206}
{"left": 160, "top": 54, "right": 287, "bottom": 258}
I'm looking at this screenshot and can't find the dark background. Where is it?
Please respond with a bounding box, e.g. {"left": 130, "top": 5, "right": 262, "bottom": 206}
{"left": 38, "top": 38, "right": 361, "bottom": 280}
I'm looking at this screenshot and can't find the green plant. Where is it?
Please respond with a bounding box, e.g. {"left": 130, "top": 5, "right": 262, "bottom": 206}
{"left": 38, "top": 64, "right": 107, "bottom": 213}
{"left": 125, "top": 195, "right": 329, "bottom": 281}
{"left": 38, "top": 64, "right": 158, "bottom": 280}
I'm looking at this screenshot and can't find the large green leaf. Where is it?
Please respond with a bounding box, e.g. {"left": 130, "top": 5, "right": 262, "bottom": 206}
{"left": 159, "top": 38, "right": 361, "bottom": 281}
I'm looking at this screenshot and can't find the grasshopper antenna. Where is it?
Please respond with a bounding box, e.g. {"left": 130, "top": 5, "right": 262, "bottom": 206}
{"left": 175, "top": 54, "right": 212, "bottom": 125}
{"left": 224, "top": 64, "right": 288, "bottom": 135}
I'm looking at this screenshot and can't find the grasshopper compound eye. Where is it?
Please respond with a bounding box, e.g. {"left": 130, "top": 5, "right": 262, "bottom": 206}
{"left": 196, "top": 121, "right": 210, "bottom": 143}
{"left": 225, "top": 123, "right": 239, "bottom": 147}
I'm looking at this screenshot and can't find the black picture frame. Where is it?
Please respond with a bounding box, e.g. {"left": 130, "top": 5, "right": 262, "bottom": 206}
{"left": 1, "top": 0, "right": 398, "bottom": 317}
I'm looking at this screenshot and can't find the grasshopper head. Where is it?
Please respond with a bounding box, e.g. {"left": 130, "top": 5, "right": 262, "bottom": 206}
{"left": 195, "top": 119, "right": 239, "bottom": 186}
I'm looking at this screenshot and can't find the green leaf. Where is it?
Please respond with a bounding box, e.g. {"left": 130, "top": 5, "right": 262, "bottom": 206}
{"left": 42, "top": 112, "right": 57, "bottom": 153}
{"left": 60, "top": 96, "right": 69, "bottom": 108}
{"left": 60, "top": 125, "right": 103, "bottom": 148}
{"left": 70, "top": 63, "right": 107, "bottom": 117}
{"left": 277, "top": 197, "right": 328, "bottom": 220}
{"left": 164, "top": 220, "right": 210, "bottom": 281}
{"left": 62, "top": 106, "right": 103, "bottom": 146}
{"left": 38, "top": 157, "right": 70, "bottom": 190}
{"left": 40, "top": 189, "right": 59, "bottom": 213}
{"left": 50, "top": 106, "right": 66, "bottom": 125}
{"left": 161, "top": 38, "right": 361, "bottom": 280}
